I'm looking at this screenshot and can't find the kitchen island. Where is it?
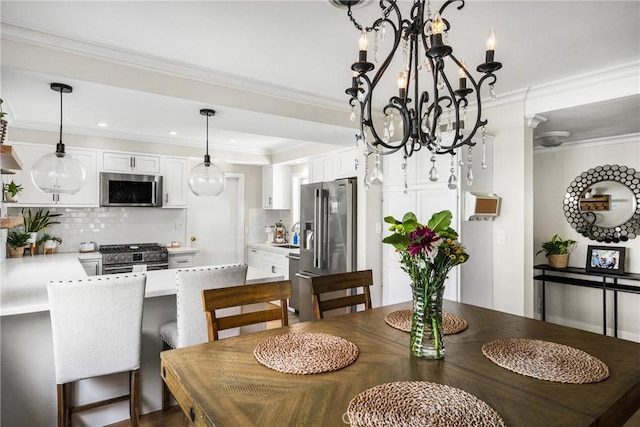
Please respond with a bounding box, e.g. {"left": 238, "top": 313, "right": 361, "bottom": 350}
{"left": 0, "top": 253, "right": 281, "bottom": 426}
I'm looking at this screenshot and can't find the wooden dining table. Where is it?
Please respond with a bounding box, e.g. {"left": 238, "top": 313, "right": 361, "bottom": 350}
{"left": 160, "top": 300, "right": 640, "bottom": 426}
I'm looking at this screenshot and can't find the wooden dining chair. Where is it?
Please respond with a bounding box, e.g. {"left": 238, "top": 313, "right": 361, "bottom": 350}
{"left": 310, "top": 270, "right": 373, "bottom": 320}
{"left": 47, "top": 274, "right": 147, "bottom": 427}
{"left": 201, "top": 280, "right": 291, "bottom": 342}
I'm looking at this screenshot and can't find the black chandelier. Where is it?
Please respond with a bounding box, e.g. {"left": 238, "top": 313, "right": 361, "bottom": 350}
{"left": 342, "top": 0, "right": 502, "bottom": 189}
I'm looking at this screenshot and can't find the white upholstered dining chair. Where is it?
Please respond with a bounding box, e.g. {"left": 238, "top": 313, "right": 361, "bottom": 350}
{"left": 158, "top": 264, "right": 248, "bottom": 410}
{"left": 47, "top": 274, "right": 147, "bottom": 427}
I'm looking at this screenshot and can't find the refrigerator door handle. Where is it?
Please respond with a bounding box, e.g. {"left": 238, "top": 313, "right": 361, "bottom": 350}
{"left": 321, "top": 188, "right": 329, "bottom": 270}
{"left": 314, "top": 188, "right": 321, "bottom": 269}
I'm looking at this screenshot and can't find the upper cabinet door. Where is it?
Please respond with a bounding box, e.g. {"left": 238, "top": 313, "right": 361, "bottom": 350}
{"left": 162, "top": 157, "right": 188, "bottom": 208}
{"left": 334, "top": 148, "right": 358, "bottom": 179}
{"left": 262, "top": 165, "right": 291, "bottom": 209}
{"left": 10, "top": 143, "right": 98, "bottom": 207}
{"left": 102, "top": 151, "right": 160, "bottom": 174}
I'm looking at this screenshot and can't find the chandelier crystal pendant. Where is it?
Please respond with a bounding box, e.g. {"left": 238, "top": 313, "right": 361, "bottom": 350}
{"left": 31, "top": 83, "right": 87, "bottom": 194}
{"left": 188, "top": 109, "right": 226, "bottom": 197}
{"left": 343, "top": 0, "right": 502, "bottom": 188}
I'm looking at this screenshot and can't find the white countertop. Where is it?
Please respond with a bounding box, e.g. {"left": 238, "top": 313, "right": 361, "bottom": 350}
{"left": 0, "top": 254, "right": 281, "bottom": 317}
{"left": 248, "top": 242, "right": 300, "bottom": 255}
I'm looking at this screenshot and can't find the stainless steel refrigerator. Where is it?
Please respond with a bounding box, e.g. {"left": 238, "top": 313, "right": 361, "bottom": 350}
{"left": 296, "top": 178, "right": 357, "bottom": 320}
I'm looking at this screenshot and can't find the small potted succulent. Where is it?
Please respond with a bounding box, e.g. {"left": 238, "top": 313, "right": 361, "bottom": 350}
{"left": 38, "top": 233, "right": 62, "bottom": 254}
{"left": 537, "top": 234, "right": 577, "bottom": 268}
{"left": 7, "top": 231, "right": 31, "bottom": 258}
{"left": 3, "top": 180, "right": 23, "bottom": 202}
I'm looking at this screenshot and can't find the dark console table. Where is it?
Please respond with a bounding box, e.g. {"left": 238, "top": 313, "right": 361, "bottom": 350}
{"left": 534, "top": 264, "right": 640, "bottom": 337}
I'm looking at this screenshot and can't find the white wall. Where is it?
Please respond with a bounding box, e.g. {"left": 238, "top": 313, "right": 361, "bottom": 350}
{"left": 533, "top": 138, "right": 640, "bottom": 341}
{"left": 485, "top": 98, "right": 533, "bottom": 316}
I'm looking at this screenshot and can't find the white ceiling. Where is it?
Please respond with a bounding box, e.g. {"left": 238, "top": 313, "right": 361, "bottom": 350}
{"left": 1, "top": 1, "right": 639, "bottom": 158}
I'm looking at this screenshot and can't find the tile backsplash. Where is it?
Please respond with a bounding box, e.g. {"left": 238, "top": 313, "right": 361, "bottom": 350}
{"left": 8, "top": 206, "right": 186, "bottom": 253}
{"left": 248, "top": 208, "right": 292, "bottom": 243}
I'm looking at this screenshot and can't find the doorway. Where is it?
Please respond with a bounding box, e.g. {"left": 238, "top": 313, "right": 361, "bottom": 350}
{"left": 186, "top": 173, "right": 245, "bottom": 265}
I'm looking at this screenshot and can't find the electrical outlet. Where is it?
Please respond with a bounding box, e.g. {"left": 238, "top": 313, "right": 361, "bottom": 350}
{"left": 175, "top": 222, "right": 184, "bottom": 231}
{"left": 497, "top": 230, "right": 506, "bottom": 244}
{"left": 375, "top": 222, "right": 382, "bottom": 234}
{"left": 537, "top": 298, "right": 543, "bottom": 309}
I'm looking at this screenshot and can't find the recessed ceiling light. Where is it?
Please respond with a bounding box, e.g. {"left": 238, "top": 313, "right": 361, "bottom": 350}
{"left": 229, "top": 139, "right": 237, "bottom": 143}
{"left": 168, "top": 131, "right": 178, "bottom": 135}
{"left": 96, "top": 122, "right": 108, "bottom": 127}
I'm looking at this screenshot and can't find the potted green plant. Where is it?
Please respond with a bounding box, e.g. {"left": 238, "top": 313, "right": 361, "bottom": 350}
{"left": 37, "top": 233, "right": 62, "bottom": 254}
{"left": 3, "top": 180, "right": 23, "bottom": 202}
{"left": 0, "top": 98, "right": 7, "bottom": 144}
{"left": 537, "top": 234, "right": 577, "bottom": 268}
{"left": 7, "top": 231, "right": 31, "bottom": 257}
{"left": 22, "top": 208, "right": 62, "bottom": 244}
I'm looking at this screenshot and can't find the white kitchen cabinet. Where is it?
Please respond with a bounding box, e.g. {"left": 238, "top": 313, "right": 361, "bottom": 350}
{"left": 334, "top": 148, "right": 358, "bottom": 179}
{"left": 169, "top": 253, "right": 195, "bottom": 269}
{"left": 79, "top": 259, "right": 102, "bottom": 276}
{"left": 102, "top": 151, "right": 160, "bottom": 174}
{"left": 262, "top": 165, "right": 291, "bottom": 209}
{"left": 262, "top": 250, "right": 289, "bottom": 279}
{"left": 11, "top": 143, "right": 98, "bottom": 207}
{"left": 308, "top": 154, "right": 333, "bottom": 183}
{"left": 247, "top": 247, "right": 262, "bottom": 269}
{"left": 162, "top": 157, "right": 188, "bottom": 208}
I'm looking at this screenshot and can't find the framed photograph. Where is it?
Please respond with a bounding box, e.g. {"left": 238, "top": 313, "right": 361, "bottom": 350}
{"left": 585, "top": 245, "right": 626, "bottom": 274}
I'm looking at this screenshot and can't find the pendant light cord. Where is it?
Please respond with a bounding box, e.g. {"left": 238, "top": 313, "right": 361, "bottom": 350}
{"left": 59, "top": 87, "right": 63, "bottom": 144}
{"left": 206, "top": 113, "right": 210, "bottom": 157}
{"left": 55, "top": 86, "right": 66, "bottom": 155}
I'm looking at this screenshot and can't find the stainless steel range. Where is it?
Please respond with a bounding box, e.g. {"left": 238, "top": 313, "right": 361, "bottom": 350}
{"left": 99, "top": 243, "right": 169, "bottom": 275}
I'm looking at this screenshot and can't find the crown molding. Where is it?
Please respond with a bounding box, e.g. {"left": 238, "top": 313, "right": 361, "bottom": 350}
{"left": 533, "top": 133, "right": 640, "bottom": 153}
{"left": 0, "top": 23, "right": 348, "bottom": 113}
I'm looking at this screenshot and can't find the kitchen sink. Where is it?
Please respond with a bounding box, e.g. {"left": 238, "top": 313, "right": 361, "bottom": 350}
{"left": 271, "top": 244, "right": 299, "bottom": 249}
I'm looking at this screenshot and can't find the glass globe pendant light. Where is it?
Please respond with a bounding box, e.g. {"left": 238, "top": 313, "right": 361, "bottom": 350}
{"left": 31, "top": 83, "right": 87, "bottom": 194}
{"left": 188, "top": 109, "right": 226, "bottom": 196}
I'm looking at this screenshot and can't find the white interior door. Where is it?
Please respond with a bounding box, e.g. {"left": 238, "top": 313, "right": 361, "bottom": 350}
{"left": 186, "top": 173, "right": 244, "bottom": 266}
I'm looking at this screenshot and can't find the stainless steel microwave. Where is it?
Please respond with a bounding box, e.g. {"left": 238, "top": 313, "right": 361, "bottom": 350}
{"left": 99, "top": 173, "right": 163, "bottom": 207}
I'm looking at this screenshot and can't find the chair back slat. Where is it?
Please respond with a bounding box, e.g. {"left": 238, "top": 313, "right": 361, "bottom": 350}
{"left": 202, "top": 280, "right": 291, "bottom": 342}
{"left": 311, "top": 270, "right": 373, "bottom": 320}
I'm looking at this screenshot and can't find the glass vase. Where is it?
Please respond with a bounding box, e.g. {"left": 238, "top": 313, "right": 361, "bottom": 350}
{"left": 410, "top": 283, "right": 445, "bottom": 359}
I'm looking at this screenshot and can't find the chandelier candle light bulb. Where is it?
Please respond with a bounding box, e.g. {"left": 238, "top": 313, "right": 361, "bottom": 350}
{"left": 358, "top": 30, "right": 369, "bottom": 62}
{"left": 397, "top": 72, "right": 407, "bottom": 98}
{"left": 458, "top": 60, "right": 467, "bottom": 89}
{"left": 486, "top": 28, "right": 497, "bottom": 62}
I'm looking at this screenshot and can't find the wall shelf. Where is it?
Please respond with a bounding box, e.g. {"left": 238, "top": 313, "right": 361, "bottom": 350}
{"left": 0, "top": 217, "right": 24, "bottom": 229}
{"left": 0, "top": 145, "right": 24, "bottom": 171}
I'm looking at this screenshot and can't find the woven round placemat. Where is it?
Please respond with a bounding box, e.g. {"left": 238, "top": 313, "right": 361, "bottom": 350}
{"left": 253, "top": 332, "right": 358, "bottom": 375}
{"left": 384, "top": 309, "right": 468, "bottom": 335}
{"left": 481, "top": 338, "right": 610, "bottom": 384}
{"left": 347, "top": 381, "right": 506, "bottom": 427}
